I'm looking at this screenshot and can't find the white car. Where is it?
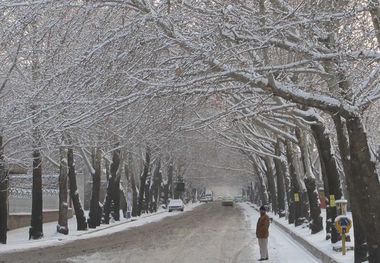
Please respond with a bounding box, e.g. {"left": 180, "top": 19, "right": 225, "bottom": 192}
{"left": 168, "top": 199, "right": 185, "bottom": 212}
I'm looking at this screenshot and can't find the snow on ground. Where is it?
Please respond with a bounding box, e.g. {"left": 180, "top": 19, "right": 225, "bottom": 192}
{"left": 0, "top": 202, "right": 202, "bottom": 254}
{"left": 240, "top": 203, "right": 322, "bottom": 263}
{"left": 267, "top": 209, "right": 354, "bottom": 263}
{"left": 241, "top": 203, "right": 355, "bottom": 263}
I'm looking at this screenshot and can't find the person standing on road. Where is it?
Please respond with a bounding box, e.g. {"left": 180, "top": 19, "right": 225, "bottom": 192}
{"left": 256, "top": 205, "right": 270, "bottom": 261}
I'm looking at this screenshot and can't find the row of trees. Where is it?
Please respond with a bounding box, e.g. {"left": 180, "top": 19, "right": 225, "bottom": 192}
{"left": 0, "top": 0, "right": 379, "bottom": 262}
{"left": 0, "top": 0, "right": 194, "bottom": 244}
{"left": 2, "top": 138, "right": 196, "bottom": 241}
{"left": 144, "top": 1, "right": 379, "bottom": 262}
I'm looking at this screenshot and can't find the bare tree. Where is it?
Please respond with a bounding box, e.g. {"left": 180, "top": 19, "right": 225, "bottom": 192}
{"left": 57, "top": 147, "right": 68, "bottom": 234}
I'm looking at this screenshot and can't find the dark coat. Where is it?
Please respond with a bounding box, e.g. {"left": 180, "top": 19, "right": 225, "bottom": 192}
{"left": 256, "top": 214, "right": 270, "bottom": 238}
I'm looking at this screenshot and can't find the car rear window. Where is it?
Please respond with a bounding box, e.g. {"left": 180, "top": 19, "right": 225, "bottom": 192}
{"left": 169, "top": 200, "right": 183, "bottom": 205}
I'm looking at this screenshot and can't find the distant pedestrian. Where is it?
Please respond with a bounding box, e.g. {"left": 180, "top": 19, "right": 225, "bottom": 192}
{"left": 256, "top": 205, "right": 270, "bottom": 261}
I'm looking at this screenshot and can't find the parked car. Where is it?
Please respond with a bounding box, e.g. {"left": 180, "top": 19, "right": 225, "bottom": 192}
{"left": 205, "top": 190, "right": 213, "bottom": 202}
{"left": 168, "top": 199, "right": 184, "bottom": 212}
{"left": 221, "top": 196, "right": 234, "bottom": 206}
{"left": 200, "top": 196, "right": 208, "bottom": 203}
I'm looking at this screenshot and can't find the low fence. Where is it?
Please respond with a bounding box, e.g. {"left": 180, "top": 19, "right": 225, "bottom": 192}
{"left": 9, "top": 188, "right": 59, "bottom": 199}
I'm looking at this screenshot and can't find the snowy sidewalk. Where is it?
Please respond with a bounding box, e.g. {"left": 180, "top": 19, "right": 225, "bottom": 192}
{"left": 0, "top": 202, "right": 202, "bottom": 254}
{"left": 241, "top": 203, "right": 355, "bottom": 263}
{"left": 241, "top": 203, "right": 322, "bottom": 263}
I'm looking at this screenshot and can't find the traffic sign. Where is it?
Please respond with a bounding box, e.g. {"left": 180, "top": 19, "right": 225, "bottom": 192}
{"left": 294, "top": 193, "right": 300, "bottom": 202}
{"left": 330, "top": 195, "right": 336, "bottom": 207}
{"left": 335, "top": 216, "right": 352, "bottom": 234}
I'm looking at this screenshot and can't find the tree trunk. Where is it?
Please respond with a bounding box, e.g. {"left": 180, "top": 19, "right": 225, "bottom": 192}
{"left": 333, "top": 116, "right": 367, "bottom": 262}
{"left": 144, "top": 174, "right": 151, "bottom": 213}
{"left": 296, "top": 128, "right": 323, "bottom": 234}
{"left": 156, "top": 167, "right": 162, "bottom": 210}
{"left": 258, "top": 172, "right": 268, "bottom": 206}
{"left": 126, "top": 156, "right": 139, "bottom": 218}
{"left": 137, "top": 147, "right": 151, "bottom": 216}
{"left": 165, "top": 163, "right": 174, "bottom": 203}
{"left": 294, "top": 137, "right": 310, "bottom": 224}
{"left": 88, "top": 149, "right": 101, "bottom": 228}
{"left": 67, "top": 148, "right": 87, "bottom": 231}
{"left": 29, "top": 19, "right": 43, "bottom": 240}
{"left": 304, "top": 178, "right": 323, "bottom": 233}
{"left": 112, "top": 151, "right": 122, "bottom": 221}
{"left": 151, "top": 160, "right": 162, "bottom": 212}
{"left": 120, "top": 187, "right": 128, "bottom": 219}
{"left": 113, "top": 176, "right": 121, "bottom": 221}
{"left": 105, "top": 159, "right": 110, "bottom": 181}
{"left": 369, "top": 0, "right": 380, "bottom": 47}
{"left": 281, "top": 142, "right": 292, "bottom": 218}
{"left": 346, "top": 116, "right": 380, "bottom": 263}
{"left": 0, "top": 135, "right": 8, "bottom": 244}
{"left": 130, "top": 169, "right": 138, "bottom": 217}
{"left": 103, "top": 149, "right": 120, "bottom": 224}
{"left": 247, "top": 183, "right": 254, "bottom": 203}
{"left": 148, "top": 170, "right": 155, "bottom": 213}
{"left": 311, "top": 122, "right": 342, "bottom": 243}
{"left": 124, "top": 154, "right": 136, "bottom": 218}
{"left": 30, "top": 147, "right": 43, "bottom": 240}
{"left": 148, "top": 178, "right": 155, "bottom": 213}
{"left": 57, "top": 147, "right": 68, "bottom": 235}
{"left": 163, "top": 162, "right": 174, "bottom": 207}
{"left": 286, "top": 141, "right": 302, "bottom": 226}
{"left": 252, "top": 161, "right": 268, "bottom": 206}
{"left": 263, "top": 157, "right": 277, "bottom": 213}
{"left": 274, "top": 141, "right": 286, "bottom": 217}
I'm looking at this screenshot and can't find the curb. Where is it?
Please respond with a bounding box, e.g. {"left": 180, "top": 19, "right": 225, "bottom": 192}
{"left": 77, "top": 203, "right": 202, "bottom": 237}
{"left": 75, "top": 210, "right": 167, "bottom": 237}
{"left": 1, "top": 204, "right": 201, "bottom": 255}
{"left": 249, "top": 204, "right": 339, "bottom": 263}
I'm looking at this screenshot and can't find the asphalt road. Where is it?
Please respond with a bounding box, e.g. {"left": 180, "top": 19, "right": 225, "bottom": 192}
{"left": 1, "top": 202, "right": 255, "bottom": 263}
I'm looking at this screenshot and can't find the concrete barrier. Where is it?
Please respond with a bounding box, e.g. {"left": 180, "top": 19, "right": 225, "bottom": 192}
{"left": 8, "top": 208, "right": 73, "bottom": 230}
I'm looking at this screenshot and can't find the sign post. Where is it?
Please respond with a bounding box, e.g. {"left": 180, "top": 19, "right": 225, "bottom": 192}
{"left": 335, "top": 216, "right": 352, "bottom": 255}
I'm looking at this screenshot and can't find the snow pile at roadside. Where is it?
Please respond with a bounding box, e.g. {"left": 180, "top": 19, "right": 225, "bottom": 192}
{"left": 241, "top": 202, "right": 355, "bottom": 263}
{"left": 240, "top": 203, "right": 321, "bottom": 263}
{"left": 0, "top": 202, "right": 202, "bottom": 254}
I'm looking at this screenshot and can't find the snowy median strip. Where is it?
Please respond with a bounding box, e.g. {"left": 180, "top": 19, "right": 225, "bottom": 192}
{"left": 0, "top": 202, "right": 203, "bottom": 254}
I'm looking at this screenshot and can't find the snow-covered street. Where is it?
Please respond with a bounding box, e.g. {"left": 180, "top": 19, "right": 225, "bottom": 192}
{"left": 1, "top": 0, "right": 380, "bottom": 261}
{"left": 1, "top": 202, "right": 325, "bottom": 263}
